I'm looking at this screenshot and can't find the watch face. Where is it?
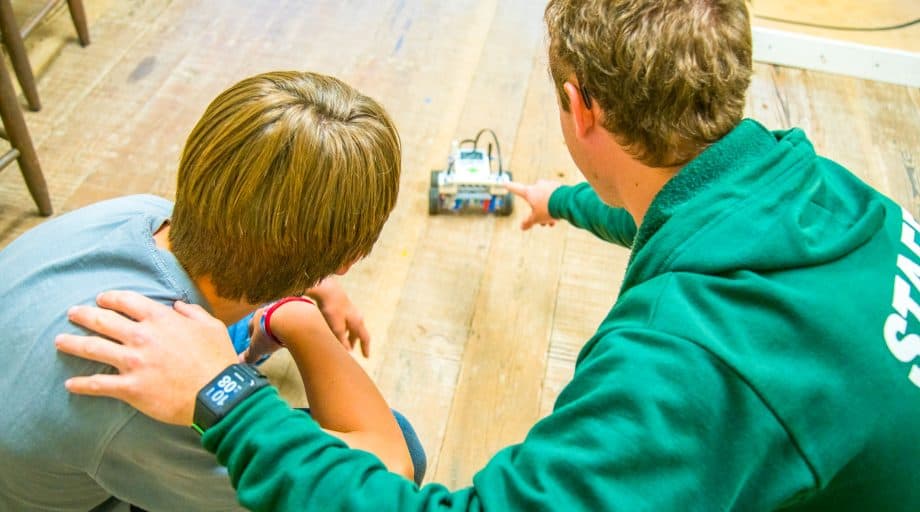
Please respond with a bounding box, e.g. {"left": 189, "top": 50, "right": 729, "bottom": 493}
{"left": 194, "top": 364, "right": 267, "bottom": 434}
{"left": 203, "top": 369, "right": 249, "bottom": 408}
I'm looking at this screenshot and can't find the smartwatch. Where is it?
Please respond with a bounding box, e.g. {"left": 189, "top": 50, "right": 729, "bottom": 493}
{"left": 192, "top": 363, "right": 269, "bottom": 435}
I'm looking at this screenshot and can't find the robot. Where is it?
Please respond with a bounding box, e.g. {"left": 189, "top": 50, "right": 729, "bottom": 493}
{"left": 428, "top": 129, "right": 513, "bottom": 216}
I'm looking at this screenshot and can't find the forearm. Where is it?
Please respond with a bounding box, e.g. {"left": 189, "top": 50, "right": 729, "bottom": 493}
{"left": 273, "top": 303, "right": 412, "bottom": 478}
{"left": 204, "top": 388, "right": 477, "bottom": 511}
{"left": 549, "top": 183, "right": 637, "bottom": 247}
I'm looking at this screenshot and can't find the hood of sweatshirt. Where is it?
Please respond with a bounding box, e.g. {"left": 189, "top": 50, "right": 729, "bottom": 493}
{"left": 623, "top": 119, "right": 887, "bottom": 291}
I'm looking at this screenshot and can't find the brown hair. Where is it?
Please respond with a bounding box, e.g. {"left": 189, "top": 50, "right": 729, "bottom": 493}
{"left": 545, "top": 0, "right": 752, "bottom": 167}
{"left": 170, "top": 71, "right": 400, "bottom": 304}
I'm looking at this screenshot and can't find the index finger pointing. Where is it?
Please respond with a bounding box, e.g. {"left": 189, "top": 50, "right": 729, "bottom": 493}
{"left": 504, "top": 182, "right": 528, "bottom": 198}
{"left": 96, "top": 290, "right": 174, "bottom": 322}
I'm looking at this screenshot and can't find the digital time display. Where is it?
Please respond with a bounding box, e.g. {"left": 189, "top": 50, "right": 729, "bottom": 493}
{"left": 194, "top": 364, "right": 269, "bottom": 434}
{"left": 204, "top": 372, "right": 243, "bottom": 407}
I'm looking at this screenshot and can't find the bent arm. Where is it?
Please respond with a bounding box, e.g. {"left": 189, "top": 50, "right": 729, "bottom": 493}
{"left": 269, "top": 301, "right": 414, "bottom": 480}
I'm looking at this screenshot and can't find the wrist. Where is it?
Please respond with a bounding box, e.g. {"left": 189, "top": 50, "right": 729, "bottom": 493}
{"left": 192, "top": 363, "right": 270, "bottom": 435}
{"left": 546, "top": 184, "right": 568, "bottom": 219}
{"left": 262, "top": 297, "right": 316, "bottom": 346}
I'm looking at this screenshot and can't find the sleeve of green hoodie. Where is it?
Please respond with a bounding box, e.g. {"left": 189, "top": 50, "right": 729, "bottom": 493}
{"left": 548, "top": 182, "right": 637, "bottom": 247}
{"left": 202, "top": 305, "right": 811, "bottom": 511}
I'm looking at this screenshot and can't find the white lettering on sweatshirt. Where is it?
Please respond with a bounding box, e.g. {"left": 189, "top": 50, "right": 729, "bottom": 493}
{"left": 884, "top": 208, "right": 920, "bottom": 388}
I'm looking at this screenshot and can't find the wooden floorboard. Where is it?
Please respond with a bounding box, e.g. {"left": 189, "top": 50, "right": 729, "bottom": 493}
{"left": 0, "top": 0, "right": 917, "bottom": 489}
{"left": 431, "top": 44, "right": 564, "bottom": 484}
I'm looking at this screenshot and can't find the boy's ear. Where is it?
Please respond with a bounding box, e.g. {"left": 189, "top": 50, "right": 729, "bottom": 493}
{"left": 562, "top": 80, "right": 596, "bottom": 138}
{"left": 334, "top": 260, "right": 356, "bottom": 275}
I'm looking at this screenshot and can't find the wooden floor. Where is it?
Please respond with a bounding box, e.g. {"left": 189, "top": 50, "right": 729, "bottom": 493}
{"left": 1, "top": 0, "right": 918, "bottom": 488}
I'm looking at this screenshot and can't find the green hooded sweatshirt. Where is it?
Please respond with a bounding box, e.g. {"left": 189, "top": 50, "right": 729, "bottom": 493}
{"left": 203, "top": 119, "right": 920, "bottom": 511}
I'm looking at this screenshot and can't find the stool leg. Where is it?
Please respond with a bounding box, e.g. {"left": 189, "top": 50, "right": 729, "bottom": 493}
{"left": 0, "top": 0, "right": 40, "bottom": 111}
{"left": 66, "top": 0, "right": 90, "bottom": 47}
{"left": 0, "top": 59, "right": 51, "bottom": 215}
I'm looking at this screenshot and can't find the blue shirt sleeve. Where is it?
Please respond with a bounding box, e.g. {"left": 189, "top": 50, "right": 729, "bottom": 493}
{"left": 227, "top": 313, "right": 255, "bottom": 355}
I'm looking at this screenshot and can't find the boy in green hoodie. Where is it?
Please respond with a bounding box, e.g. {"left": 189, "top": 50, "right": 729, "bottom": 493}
{"left": 56, "top": 0, "right": 920, "bottom": 510}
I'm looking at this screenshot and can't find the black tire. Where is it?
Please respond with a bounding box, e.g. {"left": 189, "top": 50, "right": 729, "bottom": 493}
{"left": 429, "top": 187, "right": 440, "bottom": 215}
{"left": 499, "top": 171, "right": 513, "bottom": 216}
{"left": 499, "top": 194, "right": 513, "bottom": 216}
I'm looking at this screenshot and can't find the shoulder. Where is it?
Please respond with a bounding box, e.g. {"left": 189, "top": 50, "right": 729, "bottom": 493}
{"left": 6, "top": 195, "right": 173, "bottom": 246}
{"left": 81, "top": 194, "right": 173, "bottom": 219}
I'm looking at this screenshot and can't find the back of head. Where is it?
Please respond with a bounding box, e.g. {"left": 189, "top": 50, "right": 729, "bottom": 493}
{"left": 170, "top": 71, "right": 400, "bottom": 304}
{"left": 545, "top": 0, "right": 753, "bottom": 167}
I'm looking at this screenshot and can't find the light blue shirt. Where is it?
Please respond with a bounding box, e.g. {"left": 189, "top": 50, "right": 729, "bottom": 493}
{"left": 0, "top": 195, "right": 245, "bottom": 511}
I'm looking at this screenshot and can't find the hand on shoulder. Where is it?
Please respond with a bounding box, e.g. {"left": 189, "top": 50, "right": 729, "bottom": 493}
{"left": 55, "top": 291, "right": 237, "bottom": 426}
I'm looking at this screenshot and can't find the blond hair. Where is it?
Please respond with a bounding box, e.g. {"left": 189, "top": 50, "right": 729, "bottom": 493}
{"left": 545, "top": 0, "right": 752, "bottom": 167}
{"left": 170, "top": 71, "right": 400, "bottom": 304}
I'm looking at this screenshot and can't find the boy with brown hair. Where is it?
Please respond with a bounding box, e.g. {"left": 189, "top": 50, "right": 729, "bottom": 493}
{"left": 0, "top": 71, "right": 418, "bottom": 511}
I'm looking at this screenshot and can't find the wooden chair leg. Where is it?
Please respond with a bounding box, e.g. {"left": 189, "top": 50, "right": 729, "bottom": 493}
{"left": 66, "top": 0, "right": 90, "bottom": 46}
{"left": 0, "top": 0, "right": 40, "bottom": 111}
{"left": 0, "top": 58, "right": 51, "bottom": 215}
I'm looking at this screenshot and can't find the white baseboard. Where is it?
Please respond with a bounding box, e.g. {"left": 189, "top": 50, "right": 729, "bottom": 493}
{"left": 752, "top": 26, "right": 920, "bottom": 88}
